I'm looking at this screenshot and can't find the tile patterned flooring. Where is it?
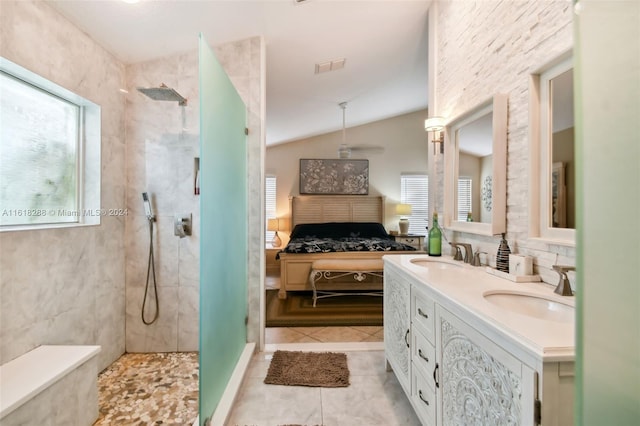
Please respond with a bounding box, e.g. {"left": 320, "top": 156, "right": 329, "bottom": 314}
{"left": 227, "top": 350, "right": 420, "bottom": 426}
{"left": 95, "top": 277, "right": 401, "bottom": 425}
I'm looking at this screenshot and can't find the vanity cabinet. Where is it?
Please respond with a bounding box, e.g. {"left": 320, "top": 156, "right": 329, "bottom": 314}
{"left": 437, "top": 306, "right": 535, "bottom": 425}
{"left": 384, "top": 259, "right": 574, "bottom": 426}
{"left": 383, "top": 268, "right": 411, "bottom": 394}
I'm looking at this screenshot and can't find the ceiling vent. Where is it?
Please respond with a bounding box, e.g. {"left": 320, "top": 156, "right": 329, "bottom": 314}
{"left": 315, "top": 58, "right": 346, "bottom": 74}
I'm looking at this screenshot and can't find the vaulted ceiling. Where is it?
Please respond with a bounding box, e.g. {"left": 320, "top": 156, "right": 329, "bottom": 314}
{"left": 49, "top": 0, "right": 431, "bottom": 145}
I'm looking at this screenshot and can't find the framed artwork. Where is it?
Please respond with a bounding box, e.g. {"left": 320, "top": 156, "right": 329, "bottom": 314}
{"left": 299, "top": 159, "right": 369, "bottom": 195}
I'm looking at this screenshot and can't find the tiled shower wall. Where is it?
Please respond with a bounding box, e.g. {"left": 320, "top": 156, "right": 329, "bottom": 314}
{"left": 0, "top": 1, "right": 126, "bottom": 370}
{"left": 432, "top": 0, "right": 575, "bottom": 285}
{"left": 124, "top": 38, "right": 264, "bottom": 352}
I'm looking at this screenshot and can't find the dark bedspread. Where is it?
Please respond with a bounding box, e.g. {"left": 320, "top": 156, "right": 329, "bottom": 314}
{"left": 279, "top": 222, "right": 417, "bottom": 255}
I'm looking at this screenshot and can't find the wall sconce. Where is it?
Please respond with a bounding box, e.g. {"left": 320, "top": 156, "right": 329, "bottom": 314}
{"left": 267, "top": 218, "right": 282, "bottom": 247}
{"left": 425, "top": 116, "right": 446, "bottom": 155}
{"left": 396, "top": 203, "right": 413, "bottom": 235}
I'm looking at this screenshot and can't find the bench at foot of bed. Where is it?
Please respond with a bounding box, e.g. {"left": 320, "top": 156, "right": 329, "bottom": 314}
{"left": 309, "top": 259, "right": 384, "bottom": 307}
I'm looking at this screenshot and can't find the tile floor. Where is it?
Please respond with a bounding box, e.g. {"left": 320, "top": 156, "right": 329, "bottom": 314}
{"left": 94, "top": 276, "right": 401, "bottom": 425}
{"left": 266, "top": 326, "right": 383, "bottom": 344}
{"left": 226, "top": 349, "right": 420, "bottom": 426}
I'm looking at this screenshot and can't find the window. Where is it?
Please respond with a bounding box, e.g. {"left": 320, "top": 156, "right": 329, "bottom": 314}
{"left": 0, "top": 57, "right": 100, "bottom": 230}
{"left": 400, "top": 174, "right": 428, "bottom": 235}
{"left": 265, "top": 175, "right": 277, "bottom": 242}
{"left": 457, "top": 177, "right": 472, "bottom": 221}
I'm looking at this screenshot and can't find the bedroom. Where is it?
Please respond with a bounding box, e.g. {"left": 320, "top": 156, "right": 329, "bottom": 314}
{"left": 264, "top": 109, "right": 430, "bottom": 342}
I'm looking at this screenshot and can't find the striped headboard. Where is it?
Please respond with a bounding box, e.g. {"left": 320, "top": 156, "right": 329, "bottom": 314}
{"left": 289, "top": 195, "right": 385, "bottom": 228}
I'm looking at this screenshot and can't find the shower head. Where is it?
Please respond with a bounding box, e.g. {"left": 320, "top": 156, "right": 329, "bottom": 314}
{"left": 137, "top": 84, "right": 187, "bottom": 106}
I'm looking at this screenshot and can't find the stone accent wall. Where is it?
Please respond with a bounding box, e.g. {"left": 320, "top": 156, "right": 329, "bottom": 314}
{"left": 434, "top": 0, "right": 575, "bottom": 285}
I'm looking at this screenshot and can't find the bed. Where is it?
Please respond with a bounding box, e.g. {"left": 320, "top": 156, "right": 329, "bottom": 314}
{"left": 277, "top": 195, "right": 421, "bottom": 299}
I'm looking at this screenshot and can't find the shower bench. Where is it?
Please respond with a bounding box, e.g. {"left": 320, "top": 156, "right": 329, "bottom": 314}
{"left": 0, "top": 345, "right": 101, "bottom": 425}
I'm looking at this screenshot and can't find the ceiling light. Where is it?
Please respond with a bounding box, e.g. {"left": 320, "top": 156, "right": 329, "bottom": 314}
{"left": 122, "top": 0, "right": 140, "bottom": 4}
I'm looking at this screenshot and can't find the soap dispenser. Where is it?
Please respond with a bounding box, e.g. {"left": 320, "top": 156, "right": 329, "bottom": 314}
{"left": 496, "top": 233, "right": 511, "bottom": 273}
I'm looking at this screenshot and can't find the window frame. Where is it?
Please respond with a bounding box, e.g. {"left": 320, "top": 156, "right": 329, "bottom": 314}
{"left": 0, "top": 57, "right": 101, "bottom": 232}
{"left": 400, "top": 173, "right": 429, "bottom": 236}
{"left": 265, "top": 175, "right": 277, "bottom": 243}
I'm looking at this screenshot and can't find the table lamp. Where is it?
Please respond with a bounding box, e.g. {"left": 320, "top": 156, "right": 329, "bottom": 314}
{"left": 396, "top": 204, "right": 412, "bottom": 235}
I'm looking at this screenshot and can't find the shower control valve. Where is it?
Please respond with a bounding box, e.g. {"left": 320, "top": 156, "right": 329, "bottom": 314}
{"left": 174, "top": 213, "right": 192, "bottom": 238}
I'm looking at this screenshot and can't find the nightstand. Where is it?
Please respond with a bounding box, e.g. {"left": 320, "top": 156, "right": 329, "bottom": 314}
{"left": 265, "top": 244, "right": 281, "bottom": 276}
{"left": 392, "top": 234, "right": 425, "bottom": 251}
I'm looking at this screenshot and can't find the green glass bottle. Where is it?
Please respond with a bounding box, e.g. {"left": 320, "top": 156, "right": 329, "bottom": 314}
{"left": 428, "top": 212, "right": 442, "bottom": 256}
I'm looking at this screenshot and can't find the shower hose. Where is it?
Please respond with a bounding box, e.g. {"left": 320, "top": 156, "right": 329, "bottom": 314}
{"left": 142, "top": 217, "right": 159, "bottom": 325}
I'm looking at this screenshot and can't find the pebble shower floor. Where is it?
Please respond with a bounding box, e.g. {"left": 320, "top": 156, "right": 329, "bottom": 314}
{"left": 93, "top": 352, "right": 198, "bottom": 425}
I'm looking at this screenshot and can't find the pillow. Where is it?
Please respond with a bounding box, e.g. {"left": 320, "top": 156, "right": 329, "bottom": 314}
{"left": 289, "top": 222, "right": 390, "bottom": 240}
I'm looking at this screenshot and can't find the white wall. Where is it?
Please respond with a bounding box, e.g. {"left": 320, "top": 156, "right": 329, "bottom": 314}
{"left": 0, "top": 1, "right": 126, "bottom": 370}
{"left": 432, "top": 0, "right": 574, "bottom": 285}
{"left": 266, "top": 109, "right": 429, "bottom": 241}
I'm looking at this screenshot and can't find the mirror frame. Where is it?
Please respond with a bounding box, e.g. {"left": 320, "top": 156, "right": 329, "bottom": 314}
{"left": 529, "top": 52, "right": 576, "bottom": 246}
{"left": 443, "top": 94, "right": 508, "bottom": 236}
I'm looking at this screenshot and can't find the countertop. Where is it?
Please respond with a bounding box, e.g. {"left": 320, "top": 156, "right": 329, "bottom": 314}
{"left": 383, "top": 254, "right": 575, "bottom": 364}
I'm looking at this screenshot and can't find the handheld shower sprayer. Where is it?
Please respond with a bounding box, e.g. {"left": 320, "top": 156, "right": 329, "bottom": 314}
{"left": 142, "top": 192, "right": 155, "bottom": 221}
{"left": 141, "top": 191, "right": 159, "bottom": 325}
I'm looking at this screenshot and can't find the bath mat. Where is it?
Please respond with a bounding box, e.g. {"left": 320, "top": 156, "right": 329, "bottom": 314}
{"left": 264, "top": 350, "right": 350, "bottom": 388}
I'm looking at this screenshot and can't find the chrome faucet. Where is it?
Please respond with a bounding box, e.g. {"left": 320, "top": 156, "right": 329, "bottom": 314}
{"left": 472, "top": 251, "right": 487, "bottom": 267}
{"left": 552, "top": 265, "right": 575, "bottom": 296}
{"left": 449, "top": 243, "right": 473, "bottom": 263}
{"left": 459, "top": 243, "right": 473, "bottom": 263}
{"left": 449, "top": 243, "right": 463, "bottom": 261}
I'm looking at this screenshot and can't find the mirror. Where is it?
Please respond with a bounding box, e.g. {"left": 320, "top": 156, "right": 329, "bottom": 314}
{"left": 549, "top": 68, "right": 575, "bottom": 229}
{"left": 530, "top": 53, "right": 575, "bottom": 245}
{"left": 444, "top": 94, "right": 508, "bottom": 236}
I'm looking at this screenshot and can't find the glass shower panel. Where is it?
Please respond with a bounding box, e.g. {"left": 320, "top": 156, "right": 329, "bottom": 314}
{"left": 198, "top": 34, "right": 247, "bottom": 425}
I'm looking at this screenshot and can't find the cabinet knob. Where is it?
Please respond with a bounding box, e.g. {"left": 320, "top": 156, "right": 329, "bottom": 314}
{"left": 433, "top": 363, "right": 440, "bottom": 388}
{"left": 418, "top": 308, "right": 429, "bottom": 319}
{"left": 418, "top": 348, "right": 429, "bottom": 363}
{"left": 404, "top": 329, "right": 410, "bottom": 348}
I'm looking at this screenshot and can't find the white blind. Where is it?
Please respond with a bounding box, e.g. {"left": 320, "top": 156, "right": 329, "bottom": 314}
{"left": 401, "top": 174, "right": 429, "bottom": 235}
{"left": 457, "top": 177, "right": 472, "bottom": 221}
{"left": 265, "top": 176, "right": 277, "bottom": 242}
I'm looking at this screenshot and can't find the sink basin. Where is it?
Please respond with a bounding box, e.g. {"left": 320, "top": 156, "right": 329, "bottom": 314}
{"left": 410, "top": 258, "right": 462, "bottom": 269}
{"left": 483, "top": 291, "right": 574, "bottom": 322}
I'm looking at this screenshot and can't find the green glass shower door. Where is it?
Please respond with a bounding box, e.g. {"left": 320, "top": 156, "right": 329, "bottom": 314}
{"left": 198, "top": 34, "right": 247, "bottom": 425}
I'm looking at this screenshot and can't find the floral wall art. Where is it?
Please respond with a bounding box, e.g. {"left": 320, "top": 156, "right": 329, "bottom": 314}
{"left": 299, "top": 159, "right": 369, "bottom": 195}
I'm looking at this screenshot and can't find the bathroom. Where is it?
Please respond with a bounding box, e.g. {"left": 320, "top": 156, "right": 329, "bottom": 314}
{"left": 1, "top": 1, "right": 638, "bottom": 425}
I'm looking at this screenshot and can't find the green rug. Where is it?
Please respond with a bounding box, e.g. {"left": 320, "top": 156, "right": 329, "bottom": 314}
{"left": 265, "top": 289, "right": 383, "bottom": 327}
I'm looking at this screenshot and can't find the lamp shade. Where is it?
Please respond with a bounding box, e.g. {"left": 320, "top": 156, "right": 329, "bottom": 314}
{"left": 267, "top": 218, "right": 280, "bottom": 232}
{"left": 396, "top": 204, "right": 412, "bottom": 216}
{"left": 424, "top": 116, "right": 445, "bottom": 132}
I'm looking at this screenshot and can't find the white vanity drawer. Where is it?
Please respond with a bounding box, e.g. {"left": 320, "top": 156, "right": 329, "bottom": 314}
{"left": 412, "top": 327, "right": 436, "bottom": 382}
{"left": 411, "top": 361, "right": 437, "bottom": 426}
{"left": 412, "top": 288, "right": 435, "bottom": 342}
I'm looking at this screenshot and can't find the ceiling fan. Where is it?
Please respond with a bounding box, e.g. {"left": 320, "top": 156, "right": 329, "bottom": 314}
{"left": 337, "top": 102, "right": 385, "bottom": 159}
